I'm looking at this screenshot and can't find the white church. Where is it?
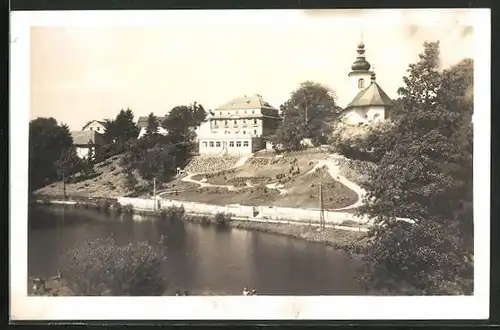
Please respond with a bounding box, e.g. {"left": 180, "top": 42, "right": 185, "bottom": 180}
{"left": 339, "top": 40, "right": 393, "bottom": 125}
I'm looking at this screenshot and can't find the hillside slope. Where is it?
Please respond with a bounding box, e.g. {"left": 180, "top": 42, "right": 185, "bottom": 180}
{"left": 34, "top": 155, "right": 148, "bottom": 199}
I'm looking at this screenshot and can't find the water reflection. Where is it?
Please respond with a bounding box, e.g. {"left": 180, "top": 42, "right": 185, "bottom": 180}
{"left": 28, "top": 206, "right": 363, "bottom": 295}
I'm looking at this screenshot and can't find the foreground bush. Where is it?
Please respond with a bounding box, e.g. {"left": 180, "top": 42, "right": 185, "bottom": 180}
{"left": 61, "top": 237, "right": 167, "bottom": 296}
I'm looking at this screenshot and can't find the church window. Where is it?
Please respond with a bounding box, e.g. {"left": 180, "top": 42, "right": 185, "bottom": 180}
{"left": 358, "top": 78, "right": 365, "bottom": 89}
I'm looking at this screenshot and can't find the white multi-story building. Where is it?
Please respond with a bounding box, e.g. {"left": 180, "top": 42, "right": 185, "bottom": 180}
{"left": 198, "top": 94, "right": 282, "bottom": 156}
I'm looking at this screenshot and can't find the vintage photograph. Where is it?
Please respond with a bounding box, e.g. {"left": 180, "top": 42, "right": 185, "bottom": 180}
{"left": 11, "top": 8, "right": 490, "bottom": 320}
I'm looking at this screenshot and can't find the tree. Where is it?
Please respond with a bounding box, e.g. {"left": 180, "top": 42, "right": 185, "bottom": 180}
{"left": 271, "top": 102, "right": 308, "bottom": 152}
{"left": 275, "top": 81, "right": 341, "bottom": 148}
{"left": 357, "top": 42, "right": 473, "bottom": 294}
{"left": 102, "top": 119, "right": 118, "bottom": 144}
{"left": 162, "top": 102, "right": 206, "bottom": 146}
{"left": 29, "top": 118, "right": 75, "bottom": 191}
{"left": 115, "top": 108, "right": 140, "bottom": 143}
{"left": 55, "top": 147, "right": 83, "bottom": 199}
{"left": 61, "top": 237, "right": 167, "bottom": 296}
{"left": 144, "top": 112, "right": 159, "bottom": 140}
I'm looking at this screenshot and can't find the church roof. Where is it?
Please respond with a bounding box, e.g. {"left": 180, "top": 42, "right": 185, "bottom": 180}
{"left": 215, "top": 94, "right": 277, "bottom": 111}
{"left": 345, "top": 80, "right": 393, "bottom": 109}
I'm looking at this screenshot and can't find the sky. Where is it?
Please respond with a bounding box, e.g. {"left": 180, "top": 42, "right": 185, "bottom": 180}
{"left": 29, "top": 9, "right": 476, "bottom": 131}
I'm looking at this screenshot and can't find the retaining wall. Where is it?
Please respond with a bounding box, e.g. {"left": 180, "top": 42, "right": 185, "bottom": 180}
{"left": 116, "top": 197, "right": 369, "bottom": 224}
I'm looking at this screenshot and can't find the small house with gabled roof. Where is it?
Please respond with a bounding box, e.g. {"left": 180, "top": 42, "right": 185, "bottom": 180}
{"left": 81, "top": 120, "right": 107, "bottom": 134}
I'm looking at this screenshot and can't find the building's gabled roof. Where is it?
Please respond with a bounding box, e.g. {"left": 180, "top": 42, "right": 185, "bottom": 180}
{"left": 345, "top": 81, "right": 393, "bottom": 110}
{"left": 215, "top": 94, "right": 278, "bottom": 111}
{"left": 71, "top": 130, "right": 105, "bottom": 146}
{"left": 81, "top": 120, "right": 107, "bottom": 130}
{"left": 137, "top": 116, "right": 164, "bottom": 129}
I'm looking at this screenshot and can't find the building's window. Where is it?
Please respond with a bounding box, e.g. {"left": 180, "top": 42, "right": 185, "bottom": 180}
{"left": 90, "top": 127, "right": 93, "bottom": 131}
{"left": 254, "top": 130, "right": 257, "bottom": 135}
{"left": 243, "top": 119, "right": 246, "bottom": 124}
{"left": 243, "top": 141, "right": 249, "bottom": 147}
{"left": 216, "top": 141, "right": 221, "bottom": 147}
{"left": 203, "top": 142, "right": 208, "bottom": 147}
{"left": 229, "top": 141, "right": 234, "bottom": 147}
{"left": 252, "top": 110, "right": 255, "bottom": 114}
{"left": 244, "top": 110, "right": 247, "bottom": 114}
{"left": 253, "top": 119, "right": 257, "bottom": 124}
{"left": 220, "top": 112, "right": 222, "bottom": 115}
{"left": 236, "top": 141, "right": 242, "bottom": 147}
{"left": 358, "top": 78, "right": 365, "bottom": 89}
{"left": 209, "top": 142, "right": 214, "bottom": 147}
{"left": 243, "top": 131, "right": 246, "bottom": 135}
{"left": 97, "top": 127, "right": 100, "bottom": 132}
{"left": 234, "top": 120, "right": 237, "bottom": 124}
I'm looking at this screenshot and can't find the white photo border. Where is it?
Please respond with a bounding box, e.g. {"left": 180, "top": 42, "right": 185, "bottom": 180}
{"left": 10, "top": 9, "right": 491, "bottom": 320}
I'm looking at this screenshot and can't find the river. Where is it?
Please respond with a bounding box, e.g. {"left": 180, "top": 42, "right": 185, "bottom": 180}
{"left": 28, "top": 205, "right": 364, "bottom": 295}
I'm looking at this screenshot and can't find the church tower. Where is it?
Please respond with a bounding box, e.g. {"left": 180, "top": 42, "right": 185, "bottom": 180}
{"left": 348, "top": 36, "right": 373, "bottom": 101}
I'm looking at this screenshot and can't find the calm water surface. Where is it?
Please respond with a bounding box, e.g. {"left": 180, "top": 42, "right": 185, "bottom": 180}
{"left": 28, "top": 206, "right": 364, "bottom": 295}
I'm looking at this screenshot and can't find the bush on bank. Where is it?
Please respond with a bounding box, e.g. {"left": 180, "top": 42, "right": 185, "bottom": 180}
{"left": 60, "top": 237, "right": 167, "bottom": 296}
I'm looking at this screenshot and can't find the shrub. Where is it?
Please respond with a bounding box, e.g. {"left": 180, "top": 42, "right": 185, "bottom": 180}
{"left": 60, "top": 237, "right": 167, "bottom": 296}
{"left": 122, "top": 204, "right": 134, "bottom": 214}
{"left": 160, "top": 206, "right": 185, "bottom": 220}
{"left": 214, "top": 212, "right": 233, "bottom": 226}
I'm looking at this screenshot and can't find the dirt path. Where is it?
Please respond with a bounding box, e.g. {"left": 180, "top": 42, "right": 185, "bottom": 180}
{"left": 168, "top": 153, "right": 366, "bottom": 211}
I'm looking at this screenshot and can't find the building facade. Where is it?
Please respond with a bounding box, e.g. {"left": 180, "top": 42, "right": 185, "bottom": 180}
{"left": 341, "top": 41, "right": 393, "bottom": 125}
{"left": 81, "top": 120, "right": 106, "bottom": 134}
{"left": 198, "top": 94, "right": 281, "bottom": 156}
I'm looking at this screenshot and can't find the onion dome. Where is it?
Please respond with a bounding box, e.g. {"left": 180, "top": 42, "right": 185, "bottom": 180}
{"left": 351, "top": 42, "right": 371, "bottom": 71}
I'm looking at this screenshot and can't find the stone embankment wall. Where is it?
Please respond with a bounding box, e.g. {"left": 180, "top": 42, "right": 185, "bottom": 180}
{"left": 117, "top": 196, "right": 371, "bottom": 225}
